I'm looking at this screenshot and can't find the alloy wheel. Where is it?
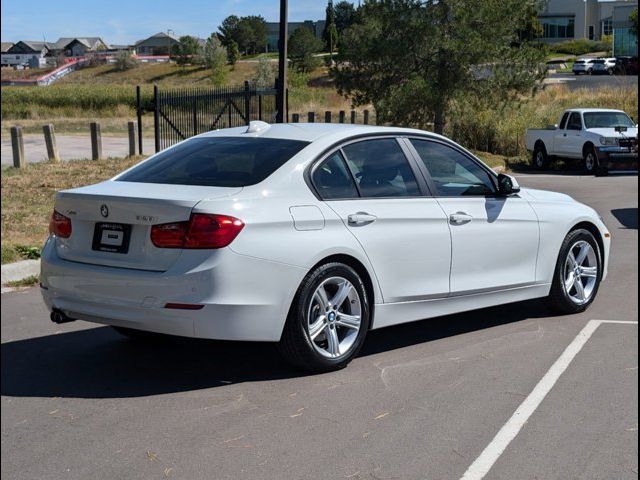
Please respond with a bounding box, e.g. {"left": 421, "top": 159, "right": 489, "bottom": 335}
{"left": 563, "top": 240, "right": 598, "bottom": 305}
{"left": 307, "top": 276, "right": 362, "bottom": 359}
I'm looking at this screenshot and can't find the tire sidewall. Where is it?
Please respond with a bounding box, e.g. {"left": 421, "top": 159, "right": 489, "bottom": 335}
{"left": 584, "top": 147, "right": 598, "bottom": 174}
{"left": 289, "top": 263, "right": 370, "bottom": 370}
{"left": 533, "top": 145, "right": 547, "bottom": 169}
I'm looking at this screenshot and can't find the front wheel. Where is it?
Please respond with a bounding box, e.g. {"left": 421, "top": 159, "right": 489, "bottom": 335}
{"left": 279, "top": 263, "right": 370, "bottom": 372}
{"left": 583, "top": 146, "right": 599, "bottom": 174}
{"left": 547, "top": 229, "right": 602, "bottom": 314}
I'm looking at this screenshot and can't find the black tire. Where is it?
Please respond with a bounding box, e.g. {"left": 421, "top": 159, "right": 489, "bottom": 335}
{"left": 583, "top": 144, "right": 599, "bottom": 174}
{"left": 278, "top": 262, "right": 371, "bottom": 372}
{"left": 547, "top": 229, "right": 602, "bottom": 314}
{"left": 532, "top": 142, "right": 548, "bottom": 170}
{"left": 111, "top": 326, "right": 166, "bottom": 340}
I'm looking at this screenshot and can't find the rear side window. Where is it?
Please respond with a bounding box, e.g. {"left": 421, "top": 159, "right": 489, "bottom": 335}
{"left": 312, "top": 152, "right": 359, "bottom": 200}
{"left": 117, "top": 137, "right": 309, "bottom": 187}
{"left": 342, "top": 139, "right": 420, "bottom": 198}
{"left": 567, "top": 113, "right": 583, "bottom": 130}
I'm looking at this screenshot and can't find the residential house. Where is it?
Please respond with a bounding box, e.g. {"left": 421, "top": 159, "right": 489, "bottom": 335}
{"left": 135, "top": 32, "right": 180, "bottom": 56}
{"left": 1, "top": 42, "right": 14, "bottom": 54}
{"left": 1, "top": 41, "right": 50, "bottom": 67}
{"left": 48, "top": 37, "right": 109, "bottom": 57}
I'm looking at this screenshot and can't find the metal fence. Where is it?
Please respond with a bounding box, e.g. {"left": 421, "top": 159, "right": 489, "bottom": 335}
{"left": 141, "top": 81, "right": 279, "bottom": 152}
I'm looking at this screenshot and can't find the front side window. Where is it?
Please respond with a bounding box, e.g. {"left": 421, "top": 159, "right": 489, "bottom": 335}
{"left": 342, "top": 139, "right": 420, "bottom": 198}
{"left": 117, "top": 137, "right": 309, "bottom": 187}
{"left": 410, "top": 139, "right": 496, "bottom": 196}
{"left": 312, "top": 151, "right": 359, "bottom": 200}
{"left": 567, "top": 113, "right": 583, "bottom": 130}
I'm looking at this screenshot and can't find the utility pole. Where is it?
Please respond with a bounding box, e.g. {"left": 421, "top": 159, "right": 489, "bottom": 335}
{"left": 276, "top": 0, "right": 288, "bottom": 123}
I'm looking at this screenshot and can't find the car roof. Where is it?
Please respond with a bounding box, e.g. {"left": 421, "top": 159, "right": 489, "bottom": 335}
{"left": 567, "top": 108, "right": 627, "bottom": 114}
{"left": 197, "top": 122, "right": 449, "bottom": 144}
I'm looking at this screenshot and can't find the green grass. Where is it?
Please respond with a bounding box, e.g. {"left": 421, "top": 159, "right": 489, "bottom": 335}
{"left": 5, "top": 275, "right": 40, "bottom": 287}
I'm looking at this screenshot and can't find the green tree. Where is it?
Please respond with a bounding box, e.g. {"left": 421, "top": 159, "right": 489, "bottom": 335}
{"left": 252, "top": 57, "right": 277, "bottom": 87}
{"left": 630, "top": 8, "right": 638, "bottom": 37}
{"left": 323, "top": 0, "right": 339, "bottom": 55}
{"left": 289, "top": 27, "right": 324, "bottom": 73}
{"left": 332, "top": 0, "right": 546, "bottom": 134}
{"left": 203, "top": 34, "right": 228, "bottom": 85}
{"left": 172, "top": 35, "right": 202, "bottom": 65}
{"left": 218, "top": 15, "right": 268, "bottom": 55}
{"left": 334, "top": 1, "right": 357, "bottom": 36}
{"left": 227, "top": 40, "right": 240, "bottom": 65}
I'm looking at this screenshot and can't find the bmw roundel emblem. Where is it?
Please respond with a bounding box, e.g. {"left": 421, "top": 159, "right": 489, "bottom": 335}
{"left": 100, "top": 204, "right": 109, "bottom": 218}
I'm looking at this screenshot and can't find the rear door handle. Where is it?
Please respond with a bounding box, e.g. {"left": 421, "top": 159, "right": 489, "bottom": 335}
{"left": 449, "top": 212, "right": 473, "bottom": 225}
{"left": 348, "top": 212, "right": 377, "bottom": 225}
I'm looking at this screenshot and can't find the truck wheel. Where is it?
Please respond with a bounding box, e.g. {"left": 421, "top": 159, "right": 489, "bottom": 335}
{"left": 532, "top": 143, "right": 548, "bottom": 170}
{"left": 583, "top": 145, "right": 598, "bottom": 174}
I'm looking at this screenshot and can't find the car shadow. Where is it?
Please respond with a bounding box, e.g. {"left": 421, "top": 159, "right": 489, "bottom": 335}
{"left": 1, "top": 300, "right": 551, "bottom": 399}
{"left": 611, "top": 208, "right": 638, "bottom": 230}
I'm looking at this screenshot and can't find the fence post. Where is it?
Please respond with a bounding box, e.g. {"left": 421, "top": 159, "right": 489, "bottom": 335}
{"left": 153, "top": 84, "right": 160, "bottom": 153}
{"left": 10, "top": 126, "right": 25, "bottom": 169}
{"left": 128, "top": 121, "right": 137, "bottom": 157}
{"left": 339, "top": 111, "right": 345, "bottom": 123}
{"left": 244, "top": 81, "right": 251, "bottom": 125}
{"left": 136, "top": 85, "right": 143, "bottom": 155}
{"left": 43, "top": 124, "right": 60, "bottom": 162}
{"left": 292, "top": 113, "right": 300, "bottom": 123}
{"left": 258, "top": 95, "right": 263, "bottom": 121}
{"left": 364, "top": 110, "right": 369, "bottom": 125}
{"left": 325, "top": 111, "right": 332, "bottom": 123}
{"left": 307, "top": 112, "right": 315, "bottom": 123}
{"left": 90, "top": 122, "right": 102, "bottom": 160}
{"left": 350, "top": 110, "right": 356, "bottom": 124}
{"left": 192, "top": 95, "right": 198, "bottom": 136}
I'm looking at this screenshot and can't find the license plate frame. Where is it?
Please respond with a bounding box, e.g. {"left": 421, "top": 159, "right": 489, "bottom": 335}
{"left": 92, "top": 222, "right": 132, "bottom": 254}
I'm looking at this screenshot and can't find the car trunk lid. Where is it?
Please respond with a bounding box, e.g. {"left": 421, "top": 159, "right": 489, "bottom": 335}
{"left": 53, "top": 181, "right": 242, "bottom": 271}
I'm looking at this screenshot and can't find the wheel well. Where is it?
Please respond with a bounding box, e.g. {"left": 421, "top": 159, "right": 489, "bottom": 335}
{"left": 582, "top": 142, "right": 595, "bottom": 157}
{"left": 570, "top": 221, "right": 605, "bottom": 265}
{"left": 534, "top": 140, "right": 546, "bottom": 152}
{"left": 309, "top": 254, "right": 376, "bottom": 327}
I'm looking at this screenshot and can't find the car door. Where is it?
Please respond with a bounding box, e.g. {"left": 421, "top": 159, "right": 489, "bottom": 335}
{"left": 406, "top": 138, "right": 539, "bottom": 295}
{"left": 557, "top": 112, "right": 584, "bottom": 158}
{"left": 553, "top": 111, "right": 571, "bottom": 155}
{"left": 310, "top": 137, "right": 451, "bottom": 303}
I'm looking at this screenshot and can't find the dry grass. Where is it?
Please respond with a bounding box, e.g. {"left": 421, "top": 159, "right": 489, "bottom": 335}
{"left": 1, "top": 156, "right": 143, "bottom": 263}
{"left": 0, "top": 67, "right": 55, "bottom": 80}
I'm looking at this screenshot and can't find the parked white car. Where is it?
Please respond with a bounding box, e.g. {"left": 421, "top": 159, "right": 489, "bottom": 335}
{"left": 591, "top": 57, "right": 616, "bottom": 75}
{"left": 525, "top": 108, "right": 639, "bottom": 174}
{"left": 41, "top": 123, "right": 611, "bottom": 371}
{"left": 572, "top": 58, "right": 596, "bottom": 75}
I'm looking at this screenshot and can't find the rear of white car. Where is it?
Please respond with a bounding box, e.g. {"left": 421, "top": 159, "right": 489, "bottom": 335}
{"left": 591, "top": 58, "right": 616, "bottom": 75}
{"left": 573, "top": 58, "right": 594, "bottom": 75}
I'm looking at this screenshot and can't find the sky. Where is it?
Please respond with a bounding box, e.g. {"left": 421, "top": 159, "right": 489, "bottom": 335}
{"left": 1, "top": 0, "right": 347, "bottom": 44}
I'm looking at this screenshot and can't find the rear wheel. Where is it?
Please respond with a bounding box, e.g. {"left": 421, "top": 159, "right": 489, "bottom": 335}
{"left": 548, "top": 229, "right": 602, "bottom": 314}
{"left": 279, "top": 263, "right": 370, "bottom": 372}
{"left": 532, "top": 143, "right": 548, "bottom": 170}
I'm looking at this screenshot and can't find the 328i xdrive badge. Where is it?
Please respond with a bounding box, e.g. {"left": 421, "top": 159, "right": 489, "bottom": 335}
{"left": 40, "top": 122, "right": 611, "bottom": 372}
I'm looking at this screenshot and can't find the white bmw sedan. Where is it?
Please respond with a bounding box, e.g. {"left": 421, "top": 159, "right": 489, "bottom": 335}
{"left": 41, "top": 122, "right": 610, "bottom": 371}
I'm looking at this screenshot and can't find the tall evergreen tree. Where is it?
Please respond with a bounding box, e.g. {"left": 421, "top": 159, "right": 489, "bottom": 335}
{"left": 323, "top": 0, "right": 339, "bottom": 57}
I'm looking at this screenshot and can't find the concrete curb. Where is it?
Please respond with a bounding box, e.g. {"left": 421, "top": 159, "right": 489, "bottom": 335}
{"left": 1, "top": 259, "right": 40, "bottom": 285}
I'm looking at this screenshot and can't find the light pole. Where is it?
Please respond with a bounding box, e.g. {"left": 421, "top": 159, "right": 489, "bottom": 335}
{"left": 276, "top": 0, "right": 288, "bottom": 123}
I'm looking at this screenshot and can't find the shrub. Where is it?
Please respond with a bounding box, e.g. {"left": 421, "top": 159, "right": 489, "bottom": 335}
{"left": 549, "top": 39, "right": 611, "bottom": 56}
{"left": 113, "top": 51, "right": 138, "bottom": 71}
{"left": 252, "top": 58, "right": 276, "bottom": 87}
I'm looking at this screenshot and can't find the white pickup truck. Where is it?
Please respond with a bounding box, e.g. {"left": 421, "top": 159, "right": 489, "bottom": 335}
{"left": 525, "top": 108, "right": 638, "bottom": 175}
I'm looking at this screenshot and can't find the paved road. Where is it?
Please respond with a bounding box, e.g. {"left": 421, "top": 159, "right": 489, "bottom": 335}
{"left": 545, "top": 72, "right": 638, "bottom": 91}
{"left": 0, "top": 134, "right": 156, "bottom": 166}
{"left": 1, "top": 175, "right": 637, "bottom": 480}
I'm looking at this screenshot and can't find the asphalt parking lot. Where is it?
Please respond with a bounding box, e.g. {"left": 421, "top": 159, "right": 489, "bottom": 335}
{"left": 1, "top": 173, "right": 637, "bottom": 480}
{"left": 545, "top": 72, "right": 638, "bottom": 91}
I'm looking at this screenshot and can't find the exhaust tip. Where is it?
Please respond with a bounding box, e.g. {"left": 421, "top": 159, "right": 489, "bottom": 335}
{"left": 50, "top": 309, "right": 76, "bottom": 324}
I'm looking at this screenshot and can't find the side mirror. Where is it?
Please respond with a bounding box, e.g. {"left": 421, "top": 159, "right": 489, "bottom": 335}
{"left": 498, "top": 173, "right": 520, "bottom": 196}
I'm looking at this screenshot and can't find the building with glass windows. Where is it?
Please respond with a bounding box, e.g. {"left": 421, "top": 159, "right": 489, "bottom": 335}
{"left": 538, "top": 0, "right": 637, "bottom": 52}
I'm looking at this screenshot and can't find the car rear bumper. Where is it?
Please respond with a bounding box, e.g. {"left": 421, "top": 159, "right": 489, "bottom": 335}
{"left": 40, "top": 237, "right": 306, "bottom": 341}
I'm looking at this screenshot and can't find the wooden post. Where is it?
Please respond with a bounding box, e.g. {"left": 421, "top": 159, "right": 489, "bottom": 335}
{"left": 325, "top": 111, "right": 332, "bottom": 123}
{"left": 308, "top": 112, "right": 315, "bottom": 123}
{"left": 43, "top": 124, "right": 60, "bottom": 162}
{"left": 339, "top": 111, "right": 345, "bottom": 123}
{"left": 90, "top": 122, "right": 102, "bottom": 160}
{"left": 10, "top": 126, "right": 25, "bottom": 168}
{"left": 364, "top": 110, "right": 370, "bottom": 125}
{"left": 292, "top": 113, "right": 300, "bottom": 123}
{"left": 350, "top": 110, "right": 356, "bottom": 124}
{"left": 128, "top": 121, "right": 137, "bottom": 157}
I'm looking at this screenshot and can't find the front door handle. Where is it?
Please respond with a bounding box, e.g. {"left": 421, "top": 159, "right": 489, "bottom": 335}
{"left": 348, "top": 212, "right": 377, "bottom": 225}
{"left": 449, "top": 212, "right": 473, "bottom": 225}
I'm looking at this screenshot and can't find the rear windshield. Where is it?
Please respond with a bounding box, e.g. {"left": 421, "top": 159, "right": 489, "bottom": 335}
{"left": 117, "top": 137, "right": 309, "bottom": 187}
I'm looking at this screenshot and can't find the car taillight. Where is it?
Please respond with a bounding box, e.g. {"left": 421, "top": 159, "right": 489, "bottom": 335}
{"left": 49, "top": 210, "right": 72, "bottom": 238}
{"left": 150, "top": 214, "right": 244, "bottom": 249}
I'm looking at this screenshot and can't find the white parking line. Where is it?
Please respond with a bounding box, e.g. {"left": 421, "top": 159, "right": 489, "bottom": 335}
{"left": 460, "top": 319, "right": 638, "bottom": 480}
